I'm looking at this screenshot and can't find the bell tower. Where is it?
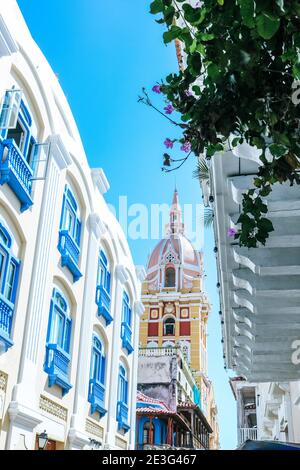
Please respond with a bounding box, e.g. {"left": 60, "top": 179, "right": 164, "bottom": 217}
{"left": 139, "top": 190, "right": 211, "bottom": 411}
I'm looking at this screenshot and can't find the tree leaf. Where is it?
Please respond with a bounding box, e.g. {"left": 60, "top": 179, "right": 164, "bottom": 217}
{"left": 256, "top": 13, "right": 280, "bottom": 40}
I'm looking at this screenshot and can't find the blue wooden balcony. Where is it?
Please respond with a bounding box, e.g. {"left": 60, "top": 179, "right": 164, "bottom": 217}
{"left": 88, "top": 379, "right": 107, "bottom": 417}
{"left": 121, "top": 322, "right": 134, "bottom": 355}
{"left": 116, "top": 400, "right": 130, "bottom": 433}
{"left": 0, "top": 294, "right": 14, "bottom": 352}
{"left": 0, "top": 139, "right": 33, "bottom": 212}
{"left": 58, "top": 229, "right": 82, "bottom": 282}
{"left": 96, "top": 285, "right": 113, "bottom": 325}
{"left": 44, "top": 343, "right": 72, "bottom": 396}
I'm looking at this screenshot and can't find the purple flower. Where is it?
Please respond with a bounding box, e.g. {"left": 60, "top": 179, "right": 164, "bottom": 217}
{"left": 164, "top": 138, "right": 174, "bottom": 149}
{"left": 152, "top": 84, "right": 161, "bottom": 94}
{"left": 227, "top": 228, "right": 237, "bottom": 238}
{"left": 164, "top": 104, "right": 174, "bottom": 115}
{"left": 181, "top": 141, "right": 191, "bottom": 153}
{"left": 185, "top": 89, "right": 193, "bottom": 97}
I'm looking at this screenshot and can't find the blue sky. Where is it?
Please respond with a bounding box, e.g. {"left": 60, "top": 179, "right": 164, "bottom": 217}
{"left": 18, "top": 0, "right": 237, "bottom": 449}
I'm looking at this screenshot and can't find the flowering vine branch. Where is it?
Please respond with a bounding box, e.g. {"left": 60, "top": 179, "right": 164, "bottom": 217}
{"left": 147, "top": 0, "right": 300, "bottom": 248}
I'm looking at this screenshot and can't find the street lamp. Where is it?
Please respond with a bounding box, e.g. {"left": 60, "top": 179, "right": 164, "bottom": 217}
{"left": 37, "top": 430, "right": 48, "bottom": 450}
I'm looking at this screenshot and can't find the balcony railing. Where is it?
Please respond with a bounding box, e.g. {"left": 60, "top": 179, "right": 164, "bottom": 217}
{"left": 88, "top": 378, "right": 107, "bottom": 417}
{"left": 117, "top": 400, "right": 130, "bottom": 433}
{"left": 44, "top": 343, "right": 72, "bottom": 396}
{"left": 58, "top": 229, "right": 82, "bottom": 282}
{"left": 0, "top": 294, "right": 14, "bottom": 352}
{"left": 238, "top": 427, "right": 258, "bottom": 445}
{"left": 121, "top": 322, "right": 134, "bottom": 355}
{"left": 96, "top": 285, "right": 113, "bottom": 325}
{"left": 0, "top": 139, "right": 33, "bottom": 212}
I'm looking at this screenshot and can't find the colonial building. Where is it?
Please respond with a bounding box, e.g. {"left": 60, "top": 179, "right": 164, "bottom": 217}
{"left": 0, "top": 0, "right": 145, "bottom": 450}
{"left": 136, "top": 347, "right": 213, "bottom": 450}
{"left": 137, "top": 190, "right": 220, "bottom": 449}
{"left": 230, "top": 377, "right": 300, "bottom": 446}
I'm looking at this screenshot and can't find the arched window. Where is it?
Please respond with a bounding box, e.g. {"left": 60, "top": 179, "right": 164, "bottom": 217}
{"left": 96, "top": 250, "right": 112, "bottom": 324}
{"left": 58, "top": 185, "right": 82, "bottom": 282}
{"left": 0, "top": 222, "right": 20, "bottom": 352}
{"left": 117, "top": 363, "right": 130, "bottom": 432}
{"left": 44, "top": 288, "right": 72, "bottom": 396}
{"left": 165, "top": 267, "right": 175, "bottom": 288}
{"left": 163, "top": 317, "right": 175, "bottom": 336}
{"left": 0, "top": 90, "right": 47, "bottom": 212}
{"left": 90, "top": 335, "right": 106, "bottom": 384}
{"left": 88, "top": 334, "right": 107, "bottom": 416}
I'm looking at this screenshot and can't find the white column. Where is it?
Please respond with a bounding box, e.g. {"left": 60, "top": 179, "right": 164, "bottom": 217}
{"left": 105, "top": 265, "right": 128, "bottom": 448}
{"left": 128, "top": 300, "right": 144, "bottom": 450}
{"left": 68, "top": 213, "right": 106, "bottom": 449}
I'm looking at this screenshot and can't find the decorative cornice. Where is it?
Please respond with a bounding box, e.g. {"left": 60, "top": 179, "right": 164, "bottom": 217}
{"left": 68, "top": 428, "right": 90, "bottom": 448}
{"left": 91, "top": 168, "right": 110, "bottom": 195}
{"left": 134, "top": 300, "right": 145, "bottom": 318}
{"left": 87, "top": 213, "right": 106, "bottom": 239}
{"left": 8, "top": 401, "right": 43, "bottom": 428}
{"left": 0, "top": 15, "right": 18, "bottom": 56}
{"left": 115, "top": 265, "right": 128, "bottom": 285}
{"left": 135, "top": 266, "right": 147, "bottom": 283}
{"left": 47, "top": 134, "right": 72, "bottom": 170}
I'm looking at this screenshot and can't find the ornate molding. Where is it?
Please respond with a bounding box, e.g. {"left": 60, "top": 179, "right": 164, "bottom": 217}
{"left": 0, "top": 371, "right": 7, "bottom": 392}
{"left": 134, "top": 300, "right": 145, "bottom": 318}
{"left": 39, "top": 395, "right": 68, "bottom": 422}
{"left": 115, "top": 436, "right": 127, "bottom": 450}
{"left": 8, "top": 401, "right": 42, "bottom": 428}
{"left": 87, "top": 213, "right": 106, "bottom": 239}
{"left": 135, "top": 266, "right": 146, "bottom": 283}
{"left": 85, "top": 419, "right": 104, "bottom": 439}
{"left": 91, "top": 168, "right": 110, "bottom": 195}
{"left": 47, "top": 134, "right": 72, "bottom": 170}
{"left": 115, "top": 265, "right": 128, "bottom": 285}
{"left": 68, "top": 428, "right": 90, "bottom": 448}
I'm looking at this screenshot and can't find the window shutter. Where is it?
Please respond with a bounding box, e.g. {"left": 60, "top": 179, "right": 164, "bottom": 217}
{"left": 106, "top": 271, "right": 111, "bottom": 293}
{"left": 101, "top": 355, "right": 106, "bottom": 385}
{"left": 76, "top": 219, "right": 81, "bottom": 246}
{"left": 0, "top": 89, "right": 22, "bottom": 130}
{"left": 124, "top": 379, "right": 128, "bottom": 404}
{"left": 64, "top": 317, "right": 72, "bottom": 353}
{"left": 30, "top": 142, "right": 50, "bottom": 181}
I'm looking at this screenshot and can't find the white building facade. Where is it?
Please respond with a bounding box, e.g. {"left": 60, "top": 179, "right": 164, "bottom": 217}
{"left": 202, "top": 134, "right": 300, "bottom": 444}
{"left": 231, "top": 378, "right": 300, "bottom": 446}
{"left": 0, "top": 0, "right": 145, "bottom": 450}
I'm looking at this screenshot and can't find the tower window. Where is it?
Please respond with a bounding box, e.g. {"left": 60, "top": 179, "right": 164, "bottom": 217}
{"left": 165, "top": 267, "right": 175, "bottom": 288}
{"left": 164, "top": 317, "right": 175, "bottom": 336}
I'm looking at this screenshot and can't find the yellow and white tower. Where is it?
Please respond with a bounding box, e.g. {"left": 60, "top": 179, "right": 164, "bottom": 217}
{"left": 139, "top": 190, "right": 220, "bottom": 448}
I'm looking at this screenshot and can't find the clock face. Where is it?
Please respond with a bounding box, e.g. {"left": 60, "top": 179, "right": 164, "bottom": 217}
{"left": 150, "top": 308, "right": 159, "bottom": 319}
{"left": 181, "top": 308, "right": 189, "bottom": 318}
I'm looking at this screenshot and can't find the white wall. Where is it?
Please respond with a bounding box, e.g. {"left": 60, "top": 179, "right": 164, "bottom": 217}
{"left": 0, "top": 0, "right": 144, "bottom": 450}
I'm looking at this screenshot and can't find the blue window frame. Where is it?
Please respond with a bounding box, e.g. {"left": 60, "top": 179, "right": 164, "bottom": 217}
{"left": 0, "top": 222, "right": 20, "bottom": 352}
{"left": 44, "top": 288, "right": 72, "bottom": 396}
{"left": 58, "top": 186, "right": 82, "bottom": 282}
{"left": 88, "top": 334, "right": 107, "bottom": 416}
{"left": 0, "top": 90, "right": 36, "bottom": 212}
{"left": 95, "top": 250, "right": 112, "bottom": 325}
{"left": 120, "top": 291, "right": 133, "bottom": 355}
{"left": 116, "top": 364, "right": 130, "bottom": 432}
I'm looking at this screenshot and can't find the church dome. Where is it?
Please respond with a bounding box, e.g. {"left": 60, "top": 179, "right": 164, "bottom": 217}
{"left": 146, "top": 190, "right": 203, "bottom": 291}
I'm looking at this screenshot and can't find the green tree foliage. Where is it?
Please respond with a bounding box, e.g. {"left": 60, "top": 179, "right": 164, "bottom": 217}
{"left": 149, "top": 0, "right": 300, "bottom": 247}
